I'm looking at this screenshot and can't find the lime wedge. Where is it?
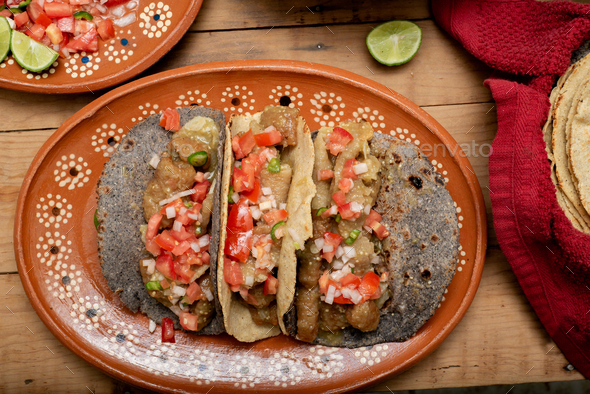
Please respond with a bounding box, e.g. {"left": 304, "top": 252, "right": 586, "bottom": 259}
{"left": 366, "top": 20, "right": 422, "bottom": 66}
{"left": 0, "top": 17, "right": 11, "bottom": 63}
{"left": 10, "top": 30, "right": 58, "bottom": 72}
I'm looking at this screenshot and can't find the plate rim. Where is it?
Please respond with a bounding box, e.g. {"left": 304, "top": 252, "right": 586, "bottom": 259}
{"left": 14, "top": 59, "right": 487, "bottom": 393}
{"left": 0, "top": 0, "right": 203, "bottom": 94}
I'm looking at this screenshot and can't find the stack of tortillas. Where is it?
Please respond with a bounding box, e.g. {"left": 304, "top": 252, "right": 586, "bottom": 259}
{"left": 545, "top": 53, "right": 590, "bottom": 233}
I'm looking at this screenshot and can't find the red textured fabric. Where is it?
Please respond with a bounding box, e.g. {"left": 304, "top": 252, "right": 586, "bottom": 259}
{"left": 433, "top": 0, "right": 590, "bottom": 378}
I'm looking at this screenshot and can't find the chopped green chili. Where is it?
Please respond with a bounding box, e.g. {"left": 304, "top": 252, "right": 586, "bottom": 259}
{"left": 316, "top": 207, "right": 328, "bottom": 216}
{"left": 73, "top": 10, "right": 93, "bottom": 20}
{"left": 145, "top": 281, "right": 163, "bottom": 291}
{"left": 187, "top": 151, "right": 208, "bottom": 167}
{"left": 271, "top": 221, "right": 285, "bottom": 241}
{"left": 268, "top": 158, "right": 281, "bottom": 173}
{"left": 344, "top": 229, "right": 361, "bottom": 245}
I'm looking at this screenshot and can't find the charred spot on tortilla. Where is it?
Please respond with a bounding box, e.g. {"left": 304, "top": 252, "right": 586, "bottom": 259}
{"left": 96, "top": 106, "right": 226, "bottom": 334}
{"left": 408, "top": 175, "right": 423, "bottom": 189}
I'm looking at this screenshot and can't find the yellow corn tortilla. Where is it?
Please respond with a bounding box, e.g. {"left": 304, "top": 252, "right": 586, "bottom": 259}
{"left": 217, "top": 111, "right": 315, "bottom": 342}
{"left": 568, "top": 79, "right": 590, "bottom": 219}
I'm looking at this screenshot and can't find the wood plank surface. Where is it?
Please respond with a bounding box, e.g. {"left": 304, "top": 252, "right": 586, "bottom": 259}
{"left": 0, "top": 249, "right": 583, "bottom": 394}
{"left": 0, "top": 21, "right": 493, "bottom": 132}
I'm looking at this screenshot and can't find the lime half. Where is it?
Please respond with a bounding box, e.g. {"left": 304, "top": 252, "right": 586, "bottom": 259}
{"left": 10, "top": 30, "right": 58, "bottom": 72}
{"left": 0, "top": 17, "right": 10, "bottom": 63}
{"left": 367, "top": 20, "right": 422, "bottom": 66}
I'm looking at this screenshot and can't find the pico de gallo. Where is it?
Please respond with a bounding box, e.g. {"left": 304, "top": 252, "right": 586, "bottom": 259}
{"left": 139, "top": 110, "right": 220, "bottom": 336}
{"left": 0, "top": 0, "right": 136, "bottom": 64}
{"left": 223, "top": 105, "right": 300, "bottom": 326}
{"left": 295, "top": 120, "right": 392, "bottom": 343}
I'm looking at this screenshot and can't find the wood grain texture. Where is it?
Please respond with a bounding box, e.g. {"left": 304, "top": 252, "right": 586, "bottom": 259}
{"left": 0, "top": 249, "right": 582, "bottom": 393}
{"left": 191, "top": 0, "right": 431, "bottom": 32}
{"left": 0, "top": 20, "right": 493, "bottom": 132}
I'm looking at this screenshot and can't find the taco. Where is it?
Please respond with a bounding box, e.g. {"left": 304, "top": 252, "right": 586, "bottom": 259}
{"left": 97, "top": 106, "right": 226, "bottom": 335}
{"left": 217, "top": 105, "right": 316, "bottom": 342}
{"left": 283, "top": 121, "right": 460, "bottom": 347}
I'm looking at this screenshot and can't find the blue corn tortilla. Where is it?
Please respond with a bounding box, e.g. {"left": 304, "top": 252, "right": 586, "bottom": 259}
{"left": 96, "top": 106, "right": 226, "bottom": 334}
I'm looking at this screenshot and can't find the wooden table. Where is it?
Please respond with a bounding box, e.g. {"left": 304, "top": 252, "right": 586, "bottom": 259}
{"left": 0, "top": 0, "right": 585, "bottom": 392}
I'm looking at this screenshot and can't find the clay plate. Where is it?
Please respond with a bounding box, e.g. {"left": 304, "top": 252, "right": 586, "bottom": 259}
{"left": 0, "top": 0, "right": 202, "bottom": 94}
{"left": 14, "top": 60, "right": 487, "bottom": 393}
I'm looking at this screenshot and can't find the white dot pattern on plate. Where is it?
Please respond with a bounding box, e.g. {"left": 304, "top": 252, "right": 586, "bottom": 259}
{"left": 139, "top": 2, "right": 172, "bottom": 39}
{"left": 132, "top": 102, "right": 160, "bottom": 123}
{"left": 54, "top": 154, "right": 91, "bottom": 189}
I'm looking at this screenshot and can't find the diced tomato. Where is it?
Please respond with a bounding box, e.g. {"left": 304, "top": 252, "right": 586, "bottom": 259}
{"left": 155, "top": 253, "right": 176, "bottom": 280}
{"left": 342, "top": 158, "right": 358, "bottom": 180}
{"left": 318, "top": 270, "right": 331, "bottom": 294}
{"left": 160, "top": 278, "right": 170, "bottom": 289}
{"left": 241, "top": 179, "right": 260, "bottom": 203}
{"left": 232, "top": 166, "right": 250, "bottom": 193}
{"left": 223, "top": 258, "right": 244, "bottom": 286}
{"left": 338, "top": 178, "right": 353, "bottom": 193}
{"left": 369, "top": 283, "right": 382, "bottom": 300}
{"left": 174, "top": 260, "right": 195, "bottom": 284}
{"left": 190, "top": 180, "right": 210, "bottom": 204}
{"left": 253, "top": 126, "right": 282, "bottom": 147}
{"left": 186, "top": 282, "right": 207, "bottom": 305}
{"left": 159, "top": 198, "right": 184, "bottom": 216}
{"left": 239, "top": 287, "right": 259, "bottom": 306}
{"left": 194, "top": 172, "right": 205, "bottom": 183}
{"left": 340, "top": 273, "right": 361, "bottom": 288}
{"left": 263, "top": 209, "right": 288, "bottom": 227}
{"left": 170, "top": 226, "right": 192, "bottom": 242}
{"left": 0, "top": 9, "right": 11, "bottom": 17}
{"left": 69, "top": 0, "right": 92, "bottom": 5}
{"left": 243, "top": 153, "right": 263, "bottom": 178}
{"left": 224, "top": 198, "right": 253, "bottom": 262}
{"left": 370, "top": 221, "right": 390, "bottom": 240}
{"left": 322, "top": 232, "right": 343, "bottom": 263}
{"left": 65, "top": 27, "right": 97, "bottom": 52}
{"left": 145, "top": 239, "right": 161, "bottom": 256}
{"left": 358, "top": 271, "right": 381, "bottom": 302}
{"left": 75, "top": 19, "right": 94, "bottom": 35}
{"left": 364, "top": 209, "right": 382, "bottom": 227}
{"left": 232, "top": 130, "right": 256, "bottom": 160}
{"left": 240, "top": 156, "right": 256, "bottom": 187}
{"left": 35, "top": 13, "right": 52, "bottom": 28}
{"left": 171, "top": 240, "right": 191, "bottom": 256}
{"left": 58, "top": 33, "right": 70, "bottom": 58}
{"left": 332, "top": 191, "right": 346, "bottom": 206}
{"left": 154, "top": 230, "right": 177, "bottom": 252}
{"left": 195, "top": 251, "right": 211, "bottom": 265}
{"left": 40, "top": 34, "right": 52, "bottom": 47}
{"left": 26, "top": 23, "right": 45, "bottom": 42}
{"left": 146, "top": 213, "right": 162, "bottom": 241}
{"left": 27, "top": 2, "right": 43, "bottom": 22}
{"left": 56, "top": 16, "right": 75, "bottom": 34}
{"left": 264, "top": 274, "right": 279, "bottom": 295}
{"left": 45, "top": 2, "right": 73, "bottom": 18}
{"left": 14, "top": 11, "right": 30, "bottom": 28}
{"left": 326, "top": 127, "right": 353, "bottom": 155}
{"left": 161, "top": 318, "right": 175, "bottom": 343}
{"left": 104, "top": 0, "right": 131, "bottom": 6}
{"left": 318, "top": 169, "right": 334, "bottom": 181}
{"left": 159, "top": 108, "right": 181, "bottom": 132}
{"left": 338, "top": 203, "right": 361, "bottom": 220}
{"left": 179, "top": 311, "right": 199, "bottom": 331}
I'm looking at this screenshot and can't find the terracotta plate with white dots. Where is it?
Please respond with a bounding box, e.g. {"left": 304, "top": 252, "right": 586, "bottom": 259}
{"left": 0, "top": 0, "right": 202, "bottom": 94}
{"left": 14, "top": 60, "right": 487, "bottom": 393}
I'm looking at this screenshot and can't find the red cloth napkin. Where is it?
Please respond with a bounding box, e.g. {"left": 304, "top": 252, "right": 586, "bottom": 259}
{"left": 433, "top": 0, "right": 590, "bottom": 378}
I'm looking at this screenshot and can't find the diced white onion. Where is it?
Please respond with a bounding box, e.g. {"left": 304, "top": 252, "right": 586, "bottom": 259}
{"left": 113, "top": 12, "right": 137, "bottom": 27}
{"left": 262, "top": 187, "right": 272, "bottom": 196}
{"left": 203, "top": 288, "right": 214, "bottom": 301}
{"left": 351, "top": 289, "right": 362, "bottom": 304}
{"left": 190, "top": 242, "right": 201, "bottom": 253}
{"left": 149, "top": 154, "right": 160, "bottom": 169}
{"left": 327, "top": 205, "right": 338, "bottom": 216}
{"left": 341, "top": 287, "right": 351, "bottom": 300}
{"left": 159, "top": 190, "right": 195, "bottom": 206}
{"left": 343, "top": 246, "right": 357, "bottom": 258}
{"left": 334, "top": 289, "right": 341, "bottom": 298}
{"left": 243, "top": 181, "right": 250, "bottom": 188}
{"left": 187, "top": 213, "right": 199, "bottom": 220}
{"left": 350, "top": 202, "right": 363, "bottom": 213}
{"left": 245, "top": 276, "right": 254, "bottom": 286}
{"left": 142, "top": 259, "right": 151, "bottom": 267}
{"left": 332, "top": 260, "right": 343, "bottom": 270}
{"left": 353, "top": 163, "right": 369, "bottom": 175}
{"left": 172, "top": 220, "right": 183, "bottom": 232}
{"left": 314, "top": 238, "right": 325, "bottom": 250}
{"left": 323, "top": 244, "right": 334, "bottom": 253}
{"left": 364, "top": 204, "right": 371, "bottom": 215}
{"left": 335, "top": 245, "right": 345, "bottom": 259}
{"left": 325, "top": 285, "right": 336, "bottom": 305}
{"left": 310, "top": 244, "right": 319, "bottom": 254}
{"left": 172, "top": 286, "right": 186, "bottom": 297}
{"left": 251, "top": 246, "right": 258, "bottom": 258}
{"left": 279, "top": 203, "right": 287, "bottom": 210}
{"left": 95, "top": 3, "right": 107, "bottom": 13}
{"left": 147, "top": 260, "right": 156, "bottom": 275}
{"left": 342, "top": 253, "right": 350, "bottom": 264}
{"left": 149, "top": 320, "right": 156, "bottom": 333}
{"left": 6, "top": 18, "right": 14, "bottom": 29}
{"left": 271, "top": 200, "right": 277, "bottom": 209}
{"left": 111, "top": 5, "right": 126, "bottom": 17}
{"left": 231, "top": 192, "right": 240, "bottom": 203}
{"left": 126, "top": 0, "right": 137, "bottom": 9}
{"left": 179, "top": 207, "right": 187, "bottom": 215}
{"left": 259, "top": 201, "right": 272, "bottom": 211}
{"left": 198, "top": 235, "right": 210, "bottom": 247}
{"left": 288, "top": 228, "right": 303, "bottom": 249}
{"left": 370, "top": 255, "right": 381, "bottom": 265}
{"left": 166, "top": 206, "right": 176, "bottom": 219}
{"left": 169, "top": 305, "right": 181, "bottom": 315}
{"left": 250, "top": 206, "right": 262, "bottom": 220}
{"left": 264, "top": 125, "right": 277, "bottom": 133}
